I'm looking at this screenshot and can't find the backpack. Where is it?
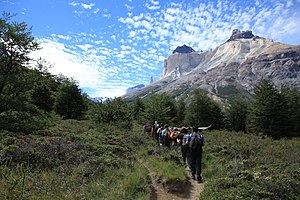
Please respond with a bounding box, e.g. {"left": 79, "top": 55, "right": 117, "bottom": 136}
{"left": 189, "top": 133, "right": 203, "bottom": 150}
{"left": 145, "top": 124, "right": 152, "bottom": 132}
{"left": 161, "top": 129, "right": 167, "bottom": 138}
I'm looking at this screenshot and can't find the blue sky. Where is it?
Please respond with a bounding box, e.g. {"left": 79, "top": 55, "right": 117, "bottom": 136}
{"left": 1, "top": 0, "right": 300, "bottom": 97}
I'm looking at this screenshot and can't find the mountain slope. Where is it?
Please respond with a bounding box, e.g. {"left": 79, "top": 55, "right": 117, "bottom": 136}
{"left": 124, "top": 30, "right": 300, "bottom": 100}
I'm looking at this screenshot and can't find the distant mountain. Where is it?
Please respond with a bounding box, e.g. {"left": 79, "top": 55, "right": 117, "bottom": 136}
{"left": 126, "top": 84, "right": 145, "bottom": 94}
{"left": 124, "top": 29, "right": 300, "bottom": 101}
{"left": 88, "top": 96, "right": 112, "bottom": 102}
{"left": 172, "top": 44, "right": 195, "bottom": 54}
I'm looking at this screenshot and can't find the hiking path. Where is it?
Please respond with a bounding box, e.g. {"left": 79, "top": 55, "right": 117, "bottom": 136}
{"left": 143, "top": 161, "right": 205, "bottom": 200}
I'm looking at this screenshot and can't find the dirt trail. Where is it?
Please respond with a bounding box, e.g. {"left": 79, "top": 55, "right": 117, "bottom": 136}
{"left": 146, "top": 164, "right": 205, "bottom": 200}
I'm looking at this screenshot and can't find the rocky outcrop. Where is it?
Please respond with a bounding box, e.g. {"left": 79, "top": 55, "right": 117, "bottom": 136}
{"left": 172, "top": 44, "right": 195, "bottom": 54}
{"left": 227, "top": 29, "right": 257, "bottom": 42}
{"left": 162, "top": 52, "right": 207, "bottom": 78}
{"left": 124, "top": 30, "right": 300, "bottom": 100}
{"left": 126, "top": 84, "right": 145, "bottom": 94}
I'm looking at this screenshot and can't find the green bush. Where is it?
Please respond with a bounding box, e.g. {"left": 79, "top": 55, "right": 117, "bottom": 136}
{"left": 0, "top": 120, "right": 152, "bottom": 199}
{"left": 200, "top": 130, "right": 300, "bottom": 199}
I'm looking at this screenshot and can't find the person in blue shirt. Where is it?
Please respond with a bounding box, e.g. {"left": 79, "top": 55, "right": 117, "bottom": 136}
{"left": 189, "top": 127, "right": 205, "bottom": 183}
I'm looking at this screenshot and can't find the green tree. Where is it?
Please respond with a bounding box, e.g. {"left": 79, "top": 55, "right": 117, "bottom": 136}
{"left": 186, "top": 89, "right": 224, "bottom": 129}
{"left": 30, "top": 58, "right": 58, "bottom": 112}
{"left": 31, "top": 84, "right": 54, "bottom": 112}
{"left": 0, "top": 13, "right": 39, "bottom": 112}
{"left": 131, "top": 97, "right": 145, "bottom": 122}
{"left": 226, "top": 99, "right": 249, "bottom": 132}
{"left": 247, "top": 80, "right": 288, "bottom": 138}
{"left": 88, "top": 97, "right": 132, "bottom": 129}
{"left": 54, "top": 80, "right": 86, "bottom": 119}
{"left": 0, "top": 13, "right": 59, "bottom": 133}
{"left": 281, "top": 86, "right": 300, "bottom": 137}
{"left": 176, "top": 97, "right": 186, "bottom": 125}
{"left": 142, "top": 93, "right": 177, "bottom": 125}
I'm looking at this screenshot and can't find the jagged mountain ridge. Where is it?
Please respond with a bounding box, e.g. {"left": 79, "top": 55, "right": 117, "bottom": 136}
{"left": 124, "top": 30, "right": 300, "bottom": 100}
{"left": 126, "top": 84, "right": 145, "bottom": 93}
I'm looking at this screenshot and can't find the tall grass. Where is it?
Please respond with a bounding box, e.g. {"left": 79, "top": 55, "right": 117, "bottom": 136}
{"left": 0, "top": 120, "right": 152, "bottom": 199}
{"left": 201, "top": 130, "right": 300, "bottom": 199}
{"left": 148, "top": 156, "right": 186, "bottom": 182}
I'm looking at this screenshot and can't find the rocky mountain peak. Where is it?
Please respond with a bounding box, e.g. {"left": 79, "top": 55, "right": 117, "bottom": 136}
{"left": 227, "top": 29, "right": 258, "bottom": 42}
{"left": 126, "top": 84, "right": 145, "bottom": 94}
{"left": 172, "top": 44, "right": 196, "bottom": 54}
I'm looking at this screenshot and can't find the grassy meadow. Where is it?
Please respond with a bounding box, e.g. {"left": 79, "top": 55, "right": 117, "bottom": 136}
{"left": 201, "top": 131, "right": 300, "bottom": 199}
{"left": 0, "top": 120, "right": 151, "bottom": 199}
{"left": 1, "top": 120, "right": 300, "bottom": 199}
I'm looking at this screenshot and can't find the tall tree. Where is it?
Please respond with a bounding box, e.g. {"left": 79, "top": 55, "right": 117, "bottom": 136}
{"left": 186, "top": 89, "right": 224, "bottom": 129}
{"left": 31, "top": 84, "right": 54, "bottom": 112}
{"left": 131, "top": 97, "right": 145, "bottom": 122}
{"left": 0, "top": 13, "right": 39, "bottom": 104}
{"left": 176, "top": 97, "right": 186, "bottom": 125}
{"left": 247, "top": 80, "right": 288, "bottom": 138}
{"left": 88, "top": 97, "right": 132, "bottom": 128}
{"left": 54, "top": 80, "right": 86, "bottom": 119}
{"left": 0, "top": 13, "right": 51, "bottom": 133}
{"left": 30, "top": 58, "right": 57, "bottom": 112}
{"left": 280, "top": 86, "right": 300, "bottom": 137}
{"left": 142, "top": 93, "right": 177, "bottom": 125}
{"left": 226, "top": 99, "right": 249, "bottom": 132}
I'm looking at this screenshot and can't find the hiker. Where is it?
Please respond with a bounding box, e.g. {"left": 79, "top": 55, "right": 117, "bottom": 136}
{"left": 144, "top": 121, "right": 152, "bottom": 137}
{"left": 152, "top": 121, "right": 160, "bottom": 143}
{"left": 157, "top": 124, "right": 164, "bottom": 146}
{"left": 189, "top": 126, "right": 205, "bottom": 183}
{"left": 162, "top": 125, "right": 171, "bottom": 147}
{"left": 186, "top": 127, "right": 192, "bottom": 168}
{"left": 171, "top": 127, "right": 179, "bottom": 152}
{"left": 179, "top": 126, "right": 191, "bottom": 167}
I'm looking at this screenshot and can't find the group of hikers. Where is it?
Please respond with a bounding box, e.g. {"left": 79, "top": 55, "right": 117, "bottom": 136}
{"left": 144, "top": 121, "right": 206, "bottom": 183}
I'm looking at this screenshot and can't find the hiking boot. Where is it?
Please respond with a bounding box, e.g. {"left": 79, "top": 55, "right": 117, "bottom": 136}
{"left": 191, "top": 175, "right": 196, "bottom": 180}
{"left": 197, "top": 176, "right": 203, "bottom": 183}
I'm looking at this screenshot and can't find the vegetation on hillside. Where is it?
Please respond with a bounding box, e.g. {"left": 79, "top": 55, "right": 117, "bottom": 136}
{"left": 0, "top": 13, "right": 87, "bottom": 134}
{"left": 0, "top": 121, "right": 152, "bottom": 199}
{"left": 201, "top": 131, "right": 300, "bottom": 199}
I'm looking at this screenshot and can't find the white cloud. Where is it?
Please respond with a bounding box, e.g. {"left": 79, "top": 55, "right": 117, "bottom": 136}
{"left": 30, "top": 39, "right": 105, "bottom": 89}
{"left": 129, "top": 30, "right": 136, "bottom": 37}
{"left": 81, "top": 3, "right": 95, "bottom": 10}
{"left": 111, "top": 35, "right": 116, "bottom": 41}
{"left": 146, "top": 4, "right": 160, "bottom": 10}
{"left": 77, "top": 44, "right": 93, "bottom": 51}
{"left": 125, "top": 4, "right": 134, "bottom": 11}
{"left": 150, "top": 0, "right": 159, "bottom": 5}
{"left": 28, "top": 37, "right": 136, "bottom": 97}
{"left": 69, "top": 2, "right": 79, "bottom": 7}
{"left": 94, "top": 8, "right": 100, "bottom": 14}
{"left": 146, "top": 0, "right": 160, "bottom": 10}
{"left": 55, "top": 34, "right": 71, "bottom": 40}
{"left": 102, "top": 13, "right": 111, "bottom": 18}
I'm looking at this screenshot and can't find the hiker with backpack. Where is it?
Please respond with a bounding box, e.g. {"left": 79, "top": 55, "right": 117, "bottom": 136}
{"left": 152, "top": 121, "right": 160, "bottom": 143}
{"left": 171, "top": 127, "right": 179, "bottom": 152}
{"left": 144, "top": 121, "right": 152, "bottom": 137}
{"left": 157, "top": 124, "right": 164, "bottom": 146}
{"left": 161, "top": 125, "right": 171, "bottom": 147}
{"left": 178, "top": 126, "right": 191, "bottom": 168}
{"left": 189, "top": 127, "right": 205, "bottom": 183}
